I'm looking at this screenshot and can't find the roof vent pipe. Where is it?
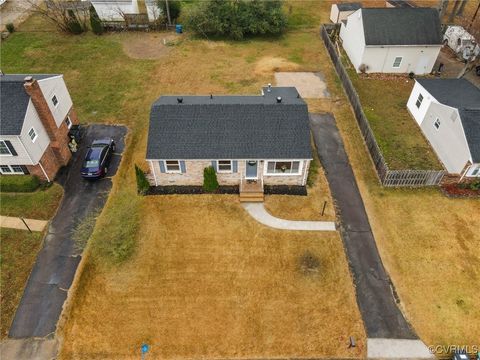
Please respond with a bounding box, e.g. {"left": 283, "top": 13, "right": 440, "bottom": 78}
{"left": 276, "top": 96, "right": 282, "bottom": 103}
{"left": 177, "top": 97, "right": 183, "bottom": 103}
{"left": 267, "top": 83, "right": 272, "bottom": 92}
{"left": 210, "top": 94, "right": 213, "bottom": 99}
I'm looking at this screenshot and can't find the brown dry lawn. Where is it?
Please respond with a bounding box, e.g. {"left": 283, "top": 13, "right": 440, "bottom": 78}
{"left": 60, "top": 195, "right": 365, "bottom": 358}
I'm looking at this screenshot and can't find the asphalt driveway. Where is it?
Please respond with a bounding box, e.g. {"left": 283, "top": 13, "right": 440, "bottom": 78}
{"left": 310, "top": 113, "right": 416, "bottom": 339}
{"left": 9, "top": 125, "right": 127, "bottom": 338}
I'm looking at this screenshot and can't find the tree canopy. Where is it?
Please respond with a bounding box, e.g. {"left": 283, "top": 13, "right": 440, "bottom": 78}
{"left": 185, "top": 0, "right": 287, "bottom": 40}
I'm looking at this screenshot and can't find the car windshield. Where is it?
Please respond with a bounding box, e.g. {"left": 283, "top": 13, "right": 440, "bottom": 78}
{"left": 85, "top": 160, "right": 99, "bottom": 167}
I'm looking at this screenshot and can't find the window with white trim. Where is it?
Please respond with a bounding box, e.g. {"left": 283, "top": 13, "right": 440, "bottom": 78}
{"left": 415, "top": 93, "right": 423, "bottom": 108}
{"left": 471, "top": 167, "right": 479, "bottom": 177}
{"left": 165, "top": 160, "right": 181, "bottom": 173}
{"left": 65, "top": 116, "right": 72, "bottom": 129}
{"left": 0, "top": 165, "right": 12, "bottom": 173}
{"left": 434, "top": 118, "right": 441, "bottom": 130}
{"left": 0, "top": 140, "right": 12, "bottom": 155}
{"left": 266, "top": 161, "right": 301, "bottom": 175}
{"left": 0, "top": 165, "right": 24, "bottom": 174}
{"left": 28, "top": 127, "right": 38, "bottom": 142}
{"left": 217, "top": 160, "right": 232, "bottom": 173}
{"left": 51, "top": 95, "right": 59, "bottom": 107}
{"left": 393, "top": 57, "right": 402, "bottom": 68}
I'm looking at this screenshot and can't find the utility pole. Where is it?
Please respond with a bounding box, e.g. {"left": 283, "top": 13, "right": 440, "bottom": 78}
{"left": 165, "top": 0, "right": 171, "bottom": 26}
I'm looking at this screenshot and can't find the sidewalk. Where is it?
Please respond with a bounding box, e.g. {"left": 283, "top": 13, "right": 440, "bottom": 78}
{"left": 242, "top": 202, "right": 336, "bottom": 231}
{"left": 0, "top": 215, "right": 47, "bottom": 232}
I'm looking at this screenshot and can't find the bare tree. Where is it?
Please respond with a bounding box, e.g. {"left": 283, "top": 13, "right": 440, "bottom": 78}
{"left": 24, "top": 0, "right": 89, "bottom": 33}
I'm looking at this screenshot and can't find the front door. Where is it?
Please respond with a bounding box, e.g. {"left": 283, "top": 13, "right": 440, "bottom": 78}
{"left": 245, "top": 160, "right": 258, "bottom": 179}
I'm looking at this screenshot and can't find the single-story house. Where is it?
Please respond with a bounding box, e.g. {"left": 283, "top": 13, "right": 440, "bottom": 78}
{"left": 407, "top": 78, "right": 480, "bottom": 179}
{"left": 339, "top": 8, "right": 442, "bottom": 74}
{"left": 88, "top": 0, "right": 160, "bottom": 23}
{"left": 329, "top": 2, "right": 361, "bottom": 24}
{"left": 146, "top": 87, "right": 312, "bottom": 201}
{"left": 0, "top": 74, "right": 79, "bottom": 181}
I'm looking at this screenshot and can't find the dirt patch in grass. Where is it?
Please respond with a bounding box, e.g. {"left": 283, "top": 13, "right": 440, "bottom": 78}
{"left": 254, "top": 56, "right": 299, "bottom": 75}
{"left": 0, "top": 229, "right": 44, "bottom": 338}
{"left": 59, "top": 195, "right": 365, "bottom": 359}
{"left": 275, "top": 72, "right": 330, "bottom": 98}
{"left": 120, "top": 32, "right": 180, "bottom": 60}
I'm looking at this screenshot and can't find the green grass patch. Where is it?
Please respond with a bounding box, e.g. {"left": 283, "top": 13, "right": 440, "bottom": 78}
{"left": 0, "top": 175, "right": 40, "bottom": 192}
{"left": 91, "top": 190, "right": 140, "bottom": 264}
{"left": 0, "top": 183, "right": 63, "bottom": 219}
{"left": 0, "top": 229, "right": 44, "bottom": 338}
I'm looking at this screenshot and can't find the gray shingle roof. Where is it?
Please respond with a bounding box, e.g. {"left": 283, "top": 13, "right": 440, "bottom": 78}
{"left": 337, "top": 2, "right": 361, "bottom": 11}
{"left": 0, "top": 74, "right": 59, "bottom": 136}
{"left": 146, "top": 88, "right": 312, "bottom": 160}
{"left": 458, "top": 109, "right": 480, "bottom": 163}
{"left": 362, "top": 8, "right": 442, "bottom": 46}
{"left": 416, "top": 78, "right": 480, "bottom": 109}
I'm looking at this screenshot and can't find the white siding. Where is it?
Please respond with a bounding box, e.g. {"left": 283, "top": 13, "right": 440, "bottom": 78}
{"left": 19, "top": 100, "right": 50, "bottom": 164}
{"left": 90, "top": 0, "right": 160, "bottom": 22}
{"left": 407, "top": 81, "right": 437, "bottom": 125}
{"left": 361, "top": 46, "right": 441, "bottom": 74}
{"left": 0, "top": 135, "right": 33, "bottom": 166}
{"left": 330, "top": 5, "right": 357, "bottom": 23}
{"left": 340, "top": 10, "right": 365, "bottom": 71}
{"left": 38, "top": 75, "right": 73, "bottom": 127}
{"left": 419, "top": 103, "right": 470, "bottom": 173}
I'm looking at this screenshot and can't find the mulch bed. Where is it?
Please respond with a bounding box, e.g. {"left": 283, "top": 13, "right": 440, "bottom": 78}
{"left": 146, "top": 185, "right": 307, "bottom": 196}
{"left": 440, "top": 184, "right": 480, "bottom": 198}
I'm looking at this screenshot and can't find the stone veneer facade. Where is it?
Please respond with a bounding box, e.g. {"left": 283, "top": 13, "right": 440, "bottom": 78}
{"left": 149, "top": 160, "right": 310, "bottom": 187}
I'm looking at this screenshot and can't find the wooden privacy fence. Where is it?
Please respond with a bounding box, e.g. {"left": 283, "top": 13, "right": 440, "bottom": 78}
{"left": 320, "top": 25, "right": 445, "bottom": 187}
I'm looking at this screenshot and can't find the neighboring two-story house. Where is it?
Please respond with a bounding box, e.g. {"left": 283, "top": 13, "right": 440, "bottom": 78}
{"left": 339, "top": 7, "right": 442, "bottom": 74}
{"left": 407, "top": 78, "right": 480, "bottom": 180}
{"left": 146, "top": 87, "right": 312, "bottom": 201}
{"left": 0, "top": 74, "right": 79, "bottom": 181}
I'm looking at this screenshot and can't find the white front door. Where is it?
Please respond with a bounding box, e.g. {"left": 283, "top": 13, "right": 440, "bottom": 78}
{"left": 415, "top": 55, "right": 430, "bottom": 75}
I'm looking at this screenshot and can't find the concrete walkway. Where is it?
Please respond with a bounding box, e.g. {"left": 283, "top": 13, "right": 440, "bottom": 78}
{"left": 0, "top": 338, "right": 58, "bottom": 360}
{"left": 0, "top": 215, "right": 47, "bottom": 232}
{"left": 242, "top": 202, "right": 336, "bottom": 231}
{"left": 367, "top": 339, "right": 433, "bottom": 359}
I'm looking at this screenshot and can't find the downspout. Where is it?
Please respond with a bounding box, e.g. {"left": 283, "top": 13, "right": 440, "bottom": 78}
{"left": 149, "top": 160, "right": 158, "bottom": 186}
{"left": 38, "top": 161, "right": 51, "bottom": 182}
{"left": 459, "top": 164, "right": 471, "bottom": 183}
{"left": 301, "top": 160, "right": 309, "bottom": 186}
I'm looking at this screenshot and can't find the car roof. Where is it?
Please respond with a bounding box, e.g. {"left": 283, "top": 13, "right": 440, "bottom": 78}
{"left": 91, "top": 138, "right": 111, "bottom": 146}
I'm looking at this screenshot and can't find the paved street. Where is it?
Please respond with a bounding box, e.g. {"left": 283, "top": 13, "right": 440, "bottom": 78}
{"left": 8, "top": 125, "right": 127, "bottom": 338}
{"left": 310, "top": 113, "right": 416, "bottom": 339}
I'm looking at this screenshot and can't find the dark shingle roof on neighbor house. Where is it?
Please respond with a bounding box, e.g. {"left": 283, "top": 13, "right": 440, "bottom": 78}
{"left": 417, "top": 78, "right": 480, "bottom": 163}
{"left": 361, "top": 8, "right": 442, "bottom": 46}
{"left": 146, "top": 87, "right": 312, "bottom": 160}
{"left": 0, "top": 74, "right": 59, "bottom": 136}
{"left": 336, "top": 2, "right": 361, "bottom": 11}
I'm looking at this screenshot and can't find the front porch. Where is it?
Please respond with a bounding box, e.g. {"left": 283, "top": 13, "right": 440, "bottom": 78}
{"left": 239, "top": 178, "right": 264, "bottom": 202}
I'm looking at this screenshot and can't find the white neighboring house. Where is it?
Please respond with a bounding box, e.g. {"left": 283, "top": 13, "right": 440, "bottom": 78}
{"left": 339, "top": 7, "right": 442, "bottom": 74}
{"left": 329, "top": 3, "right": 361, "bottom": 24}
{"left": 407, "top": 78, "right": 480, "bottom": 178}
{"left": 88, "top": 0, "right": 160, "bottom": 22}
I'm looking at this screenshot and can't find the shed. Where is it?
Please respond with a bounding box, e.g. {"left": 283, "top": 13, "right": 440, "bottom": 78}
{"left": 330, "top": 3, "right": 361, "bottom": 23}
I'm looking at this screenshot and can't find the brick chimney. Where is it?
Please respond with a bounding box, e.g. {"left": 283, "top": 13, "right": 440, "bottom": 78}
{"left": 23, "top": 76, "right": 58, "bottom": 142}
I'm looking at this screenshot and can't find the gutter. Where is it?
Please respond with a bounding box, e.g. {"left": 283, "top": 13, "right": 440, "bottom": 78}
{"left": 365, "top": 44, "right": 442, "bottom": 48}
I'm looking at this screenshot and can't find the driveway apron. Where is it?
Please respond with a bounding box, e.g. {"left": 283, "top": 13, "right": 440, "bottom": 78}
{"left": 310, "top": 113, "right": 416, "bottom": 339}
{"left": 8, "top": 125, "right": 127, "bottom": 338}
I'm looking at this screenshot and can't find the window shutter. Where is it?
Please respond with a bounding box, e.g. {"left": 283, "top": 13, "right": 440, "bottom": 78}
{"left": 5, "top": 141, "right": 17, "bottom": 156}
{"left": 20, "top": 165, "right": 29, "bottom": 174}
{"left": 159, "top": 161, "right": 165, "bottom": 173}
{"left": 232, "top": 160, "right": 238, "bottom": 173}
{"left": 211, "top": 160, "right": 217, "bottom": 172}
{"left": 180, "top": 161, "right": 186, "bottom": 173}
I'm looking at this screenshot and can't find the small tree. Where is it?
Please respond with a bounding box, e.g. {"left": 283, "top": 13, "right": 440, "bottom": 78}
{"left": 6, "top": 23, "right": 15, "bottom": 33}
{"left": 135, "top": 165, "right": 150, "bottom": 195}
{"left": 203, "top": 166, "right": 219, "bottom": 192}
{"left": 157, "top": 0, "right": 181, "bottom": 24}
{"left": 89, "top": 4, "right": 103, "bottom": 35}
{"left": 67, "top": 9, "right": 85, "bottom": 34}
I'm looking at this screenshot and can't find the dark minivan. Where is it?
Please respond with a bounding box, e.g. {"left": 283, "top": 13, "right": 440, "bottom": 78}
{"left": 81, "top": 138, "right": 115, "bottom": 179}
